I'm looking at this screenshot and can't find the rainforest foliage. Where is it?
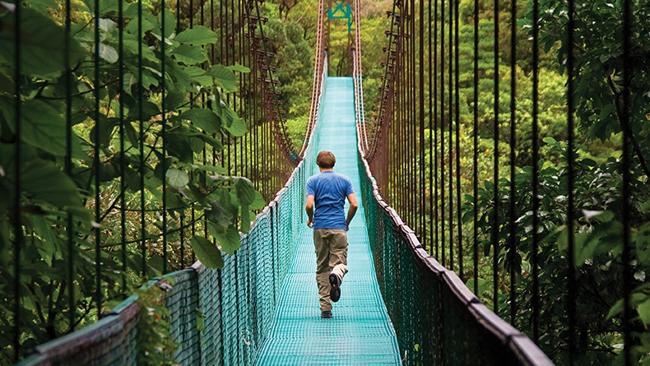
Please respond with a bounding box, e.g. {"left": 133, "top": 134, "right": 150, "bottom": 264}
{"left": 0, "top": 0, "right": 263, "bottom": 361}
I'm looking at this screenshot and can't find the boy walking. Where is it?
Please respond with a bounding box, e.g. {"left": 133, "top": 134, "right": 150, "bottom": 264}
{"left": 305, "top": 151, "right": 358, "bottom": 319}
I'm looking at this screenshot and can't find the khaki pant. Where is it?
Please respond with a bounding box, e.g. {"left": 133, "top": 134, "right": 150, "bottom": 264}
{"left": 313, "top": 229, "right": 349, "bottom": 311}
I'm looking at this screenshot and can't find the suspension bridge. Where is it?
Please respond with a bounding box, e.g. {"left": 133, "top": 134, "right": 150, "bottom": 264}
{"left": 3, "top": 0, "right": 642, "bottom": 364}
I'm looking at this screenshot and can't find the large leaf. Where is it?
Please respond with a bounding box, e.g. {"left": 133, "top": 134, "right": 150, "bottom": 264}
{"left": 0, "top": 8, "right": 85, "bottom": 76}
{"left": 30, "top": 215, "right": 59, "bottom": 265}
{"left": 90, "top": 116, "right": 118, "bottom": 149}
{"left": 250, "top": 191, "right": 266, "bottom": 210}
{"left": 1, "top": 98, "right": 84, "bottom": 157}
{"left": 166, "top": 168, "right": 189, "bottom": 188}
{"left": 221, "top": 107, "right": 246, "bottom": 137}
{"left": 207, "top": 222, "right": 240, "bottom": 255}
{"left": 638, "top": 298, "right": 650, "bottom": 326}
{"left": 185, "top": 66, "right": 213, "bottom": 88}
{"left": 172, "top": 44, "right": 208, "bottom": 65}
{"left": 227, "top": 63, "right": 251, "bottom": 73}
{"left": 99, "top": 43, "right": 119, "bottom": 63}
{"left": 207, "top": 64, "right": 237, "bottom": 92}
{"left": 234, "top": 177, "right": 257, "bottom": 206}
{"left": 181, "top": 108, "right": 220, "bottom": 135}
{"left": 175, "top": 26, "right": 218, "bottom": 46}
{"left": 22, "top": 159, "right": 82, "bottom": 208}
{"left": 190, "top": 236, "right": 223, "bottom": 269}
{"left": 166, "top": 131, "right": 195, "bottom": 163}
{"left": 573, "top": 231, "right": 599, "bottom": 267}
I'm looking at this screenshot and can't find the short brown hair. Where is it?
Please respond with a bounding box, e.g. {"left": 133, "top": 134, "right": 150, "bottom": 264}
{"left": 316, "top": 151, "right": 336, "bottom": 169}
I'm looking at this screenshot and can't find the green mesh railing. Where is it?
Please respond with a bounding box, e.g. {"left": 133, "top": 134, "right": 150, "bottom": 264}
{"left": 15, "top": 165, "right": 307, "bottom": 366}
{"left": 357, "top": 150, "right": 552, "bottom": 365}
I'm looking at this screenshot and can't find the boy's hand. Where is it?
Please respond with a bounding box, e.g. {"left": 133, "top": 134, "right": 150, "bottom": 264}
{"left": 307, "top": 218, "right": 314, "bottom": 228}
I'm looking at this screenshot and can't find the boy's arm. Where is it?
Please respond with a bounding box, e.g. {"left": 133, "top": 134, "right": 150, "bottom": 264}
{"left": 345, "top": 193, "right": 358, "bottom": 230}
{"left": 305, "top": 195, "right": 315, "bottom": 227}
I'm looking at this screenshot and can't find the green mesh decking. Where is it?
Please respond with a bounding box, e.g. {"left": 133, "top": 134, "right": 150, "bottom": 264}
{"left": 256, "top": 77, "right": 402, "bottom": 365}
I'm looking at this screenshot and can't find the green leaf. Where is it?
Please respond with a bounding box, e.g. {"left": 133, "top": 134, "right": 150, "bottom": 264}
{"left": 172, "top": 44, "right": 208, "bottom": 65}
{"left": 153, "top": 7, "right": 176, "bottom": 38}
{"left": 30, "top": 215, "right": 58, "bottom": 265}
{"left": 638, "top": 299, "right": 650, "bottom": 326}
{"left": 196, "top": 310, "right": 205, "bottom": 332}
{"left": 90, "top": 116, "right": 118, "bottom": 149}
{"left": 99, "top": 43, "right": 119, "bottom": 63}
{"left": 250, "top": 191, "right": 265, "bottom": 210}
{"left": 166, "top": 131, "right": 195, "bottom": 163}
{"left": 234, "top": 177, "right": 257, "bottom": 206}
{"left": 125, "top": 12, "right": 154, "bottom": 34}
{"left": 175, "top": 25, "right": 218, "bottom": 46}
{"left": 2, "top": 98, "right": 83, "bottom": 157}
{"left": 22, "top": 159, "right": 82, "bottom": 208}
{"left": 194, "top": 133, "right": 223, "bottom": 151}
{"left": 227, "top": 63, "right": 251, "bottom": 73}
{"left": 636, "top": 223, "right": 650, "bottom": 266}
{"left": 184, "top": 66, "right": 213, "bottom": 88}
{"left": 166, "top": 168, "right": 189, "bottom": 188}
{"left": 192, "top": 163, "right": 227, "bottom": 175}
{"left": 207, "top": 222, "right": 240, "bottom": 255}
{"left": 190, "top": 236, "right": 223, "bottom": 269}
{"left": 222, "top": 107, "right": 246, "bottom": 137}
{"left": 207, "top": 64, "right": 237, "bottom": 92}
{"left": 0, "top": 8, "right": 85, "bottom": 76}
{"left": 574, "top": 231, "right": 599, "bottom": 267}
{"left": 181, "top": 108, "right": 220, "bottom": 134}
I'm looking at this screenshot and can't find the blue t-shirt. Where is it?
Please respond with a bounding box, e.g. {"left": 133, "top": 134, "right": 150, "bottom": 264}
{"left": 306, "top": 171, "right": 354, "bottom": 229}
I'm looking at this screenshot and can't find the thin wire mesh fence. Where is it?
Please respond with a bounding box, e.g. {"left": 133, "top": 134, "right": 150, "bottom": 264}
{"left": 13, "top": 125, "right": 311, "bottom": 365}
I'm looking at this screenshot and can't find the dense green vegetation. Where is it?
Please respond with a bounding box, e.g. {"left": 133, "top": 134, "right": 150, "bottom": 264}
{"left": 455, "top": 1, "right": 650, "bottom": 363}
{"left": 0, "top": 0, "right": 263, "bottom": 361}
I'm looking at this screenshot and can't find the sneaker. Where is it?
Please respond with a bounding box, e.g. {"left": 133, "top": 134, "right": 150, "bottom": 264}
{"left": 329, "top": 273, "right": 341, "bottom": 302}
{"left": 321, "top": 310, "right": 332, "bottom": 319}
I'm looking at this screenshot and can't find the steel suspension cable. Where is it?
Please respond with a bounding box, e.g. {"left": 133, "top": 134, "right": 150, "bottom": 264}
{"left": 434, "top": 0, "right": 439, "bottom": 259}
{"left": 138, "top": 0, "right": 147, "bottom": 277}
{"left": 161, "top": 0, "right": 168, "bottom": 274}
{"left": 447, "top": 0, "right": 453, "bottom": 271}
{"left": 454, "top": 0, "right": 462, "bottom": 278}
{"left": 508, "top": 0, "right": 517, "bottom": 325}
{"left": 64, "top": 0, "right": 76, "bottom": 333}
{"left": 491, "top": 0, "right": 500, "bottom": 315}
{"left": 411, "top": 0, "right": 416, "bottom": 232}
{"left": 440, "top": 0, "right": 445, "bottom": 266}
{"left": 420, "top": 0, "right": 426, "bottom": 244}
{"left": 12, "top": 0, "right": 22, "bottom": 358}
{"left": 232, "top": 0, "right": 238, "bottom": 178}
{"left": 119, "top": 0, "right": 127, "bottom": 285}
{"left": 427, "top": 0, "right": 433, "bottom": 253}
{"left": 93, "top": 0, "right": 102, "bottom": 315}
{"left": 621, "top": 0, "right": 632, "bottom": 363}
{"left": 189, "top": 0, "right": 197, "bottom": 263}
{"left": 472, "top": 0, "right": 479, "bottom": 295}
{"left": 530, "top": 0, "right": 540, "bottom": 342}
{"left": 566, "top": 0, "right": 576, "bottom": 359}
{"left": 176, "top": 0, "right": 185, "bottom": 270}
